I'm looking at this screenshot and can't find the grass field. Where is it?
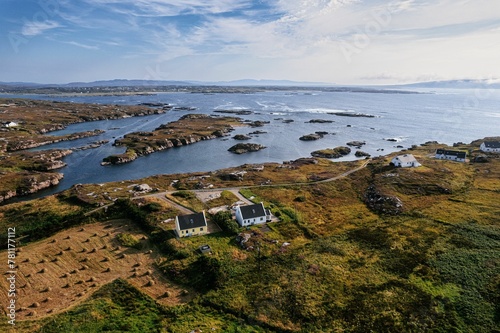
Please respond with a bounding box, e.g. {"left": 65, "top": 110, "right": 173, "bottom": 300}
{"left": 0, "top": 140, "right": 499, "bottom": 332}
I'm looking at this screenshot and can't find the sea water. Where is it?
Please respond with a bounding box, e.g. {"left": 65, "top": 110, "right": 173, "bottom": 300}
{"left": 1, "top": 88, "right": 499, "bottom": 199}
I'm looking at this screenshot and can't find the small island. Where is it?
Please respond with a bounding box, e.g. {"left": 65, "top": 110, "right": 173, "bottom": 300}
{"left": 228, "top": 143, "right": 266, "bottom": 154}
{"left": 103, "top": 114, "right": 242, "bottom": 164}
{"left": 300, "top": 133, "right": 324, "bottom": 141}
{"left": 311, "top": 146, "right": 351, "bottom": 158}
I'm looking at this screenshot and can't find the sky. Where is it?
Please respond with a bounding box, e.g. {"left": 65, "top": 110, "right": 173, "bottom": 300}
{"left": 1, "top": 0, "right": 500, "bottom": 85}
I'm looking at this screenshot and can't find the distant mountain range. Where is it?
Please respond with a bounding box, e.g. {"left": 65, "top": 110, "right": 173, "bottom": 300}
{"left": 385, "top": 79, "right": 500, "bottom": 89}
{"left": 0, "top": 79, "right": 331, "bottom": 88}
{"left": 1, "top": 78, "right": 499, "bottom": 89}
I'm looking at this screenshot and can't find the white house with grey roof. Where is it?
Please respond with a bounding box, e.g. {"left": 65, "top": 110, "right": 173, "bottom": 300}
{"left": 435, "top": 149, "right": 466, "bottom": 162}
{"left": 390, "top": 154, "right": 421, "bottom": 168}
{"left": 480, "top": 141, "right": 500, "bottom": 153}
{"left": 235, "top": 202, "right": 269, "bottom": 227}
{"left": 175, "top": 211, "right": 207, "bottom": 238}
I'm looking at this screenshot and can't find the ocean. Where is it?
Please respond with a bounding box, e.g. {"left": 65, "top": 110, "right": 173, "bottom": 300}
{"left": 1, "top": 88, "right": 499, "bottom": 199}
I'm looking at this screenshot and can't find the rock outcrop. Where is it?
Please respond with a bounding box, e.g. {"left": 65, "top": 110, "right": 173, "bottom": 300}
{"left": 311, "top": 146, "right": 351, "bottom": 158}
{"left": 300, "top": 134, "right": 323, "bottom": 141}
{"left": 364, "top": 184, "right": 403, "bottom": 215}
{"left": 228, "top": 143, "right": 266, "bottom": 154}
{"left": 233, "top": 134, "right": 251, "bottom": 140}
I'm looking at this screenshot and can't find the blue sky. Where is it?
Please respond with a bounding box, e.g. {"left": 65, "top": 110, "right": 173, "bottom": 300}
{"left": 1, "top": 0, "right": 500, "bottom": 84}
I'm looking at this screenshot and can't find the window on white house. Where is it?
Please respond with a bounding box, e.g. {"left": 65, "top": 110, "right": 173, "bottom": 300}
{"left": 200, "top": 228, "right": 203, "bottom": 231}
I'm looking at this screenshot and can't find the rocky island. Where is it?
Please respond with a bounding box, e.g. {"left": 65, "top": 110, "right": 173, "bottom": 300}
{"left": 103, "top": 114, "right": 242, "bottom": 164}
{"left": 311, "top": 146, "right": 352, "bottom": 158}
{"left": 228, "top": 143, "right": 267, "bottom": 154}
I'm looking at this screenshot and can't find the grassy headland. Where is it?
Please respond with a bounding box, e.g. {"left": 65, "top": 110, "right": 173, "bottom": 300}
{"left": 0, "top": 138, "right": 498, "bottom": 332}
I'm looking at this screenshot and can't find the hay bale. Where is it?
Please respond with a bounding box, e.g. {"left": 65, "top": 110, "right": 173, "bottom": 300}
{"left": 83, "top": 239, "right": 90, "bottom": 243}
{"left": 104, "top": 267, "right": 111, "bottom": 273}
{"left": 65, "top": 236, "right": 71, "bottom": 240}
{"left": 50, "top": 239, "right": 56, "bottom": 243}
{"left": 39, "top": 268, "right": 46, "bottom": 274}
{"left": 43, "top": 297, "right": 52, "bottom": 303}
{"left": 76, "top": 280, "right": 84, "bottom": 284}
{"left": 42, "top": 287, "right": 52, "bottom": 292}
{"left": 61, "top": 273, "right": 69, "bottom": 278}
{"left": 40, "top": 259, "right": 46, "bottom": 263}
{"left": 88, "top": 277, "right": 96, "bottom": 282}
{"left": 31, "top": 302, "right": 40, "bottom": 308}
{"left": 28, "top": 311, "right": 37, "bottom": 316}
{"left": 89, "top": 248, "right": 96, "bottom": 253}
{"left": 161, "top": 291, "right": 171, "bottom": 298}
{"left": 133, "top": 263, "right": 141, "bottom": 267}
{"left": 52, "top": 258, "right": 58, "bottom": 262}
{"left": 62, "top": 283, "right": 70, "bottom": 288}
{"left": 65, "top": 246, "right": 72, "bottom": 251}
{"left": 70, "top": 269, "right": 78, "bottom": 274}
{"left": 47, "top": 309, "right": 53, "bottom": 314}
{"left": 101, "top": 257, "right": 109, "bottom": 262}
{"left": 25, "top": 274, "right": 31, "bottom": 278}
{"left": 119, "top": 254, "right": 127, "bottom": 259}
{"left": 80, "top": 258, "right": 88, "bottom": 262}
{"left": 145, "top": 270, "right": 153, "bottom": 276}
{"left": 79, "top": 228, "right": 85, "bottom": 232}
{"left": 145, "top": 279, "right": 154, "bottom": 286}
{"left": 77, "top": 292, "right": 85, "bottom": 297}
{"left": 57, "top": 251, "right": 64, "bottom": 256}
{"left": 23, "top": 258, "right": 30, "bottom": 263}
{"left": 131, "top": 272, "right": 138, "bottom": 278}
{"left": 102, "top": 245, "right": 108, "bottom": 250}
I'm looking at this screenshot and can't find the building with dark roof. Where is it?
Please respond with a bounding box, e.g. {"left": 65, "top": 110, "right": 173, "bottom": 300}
{"left": 435, "top": 149, "right": 467, "bottom": 162}
{"left": 175, "top": 211, "right": 207, "bottom": 238}
{"left": 235, "top": 202, "right": 268, "bottom": 227}
{"left": 480, "top": 141, "right": 500, "bottom": 153}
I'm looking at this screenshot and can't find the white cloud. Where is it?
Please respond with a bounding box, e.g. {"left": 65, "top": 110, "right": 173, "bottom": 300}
{"left": 81, "top": 0, "right": 251, "bottom": 16}
{"left": 66, "top": 41, "right": 99, "bottom": 50}
{"left": 21, "top": 20, "right": 61, "bottom": 36}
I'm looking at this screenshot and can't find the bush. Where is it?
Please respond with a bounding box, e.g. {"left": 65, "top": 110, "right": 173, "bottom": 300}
{"left": 172, "top": 190, "right": 195, "bottom": 199}
{"left": 116, "top": 233, "right": 142, "bottom": 249}
{"left": 212, "top": 211, "right": 240, "bottom": 234}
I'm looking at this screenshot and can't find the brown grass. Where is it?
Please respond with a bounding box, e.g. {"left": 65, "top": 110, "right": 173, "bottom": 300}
{"left": 0, "top": 219, "right": 193, "bottom": 321}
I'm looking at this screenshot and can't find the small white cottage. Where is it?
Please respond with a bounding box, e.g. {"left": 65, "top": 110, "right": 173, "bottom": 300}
{"left": 235, "top": 202, "right": 269, "bottom": 227}
{"left": 390, "top": 154, "right": 421, "bottom": 168}
{"left": 480, "top": 141, "right": 500, "bottom": 153}
{"left": 435, "top": 149, "right": 466, "bottom": 162}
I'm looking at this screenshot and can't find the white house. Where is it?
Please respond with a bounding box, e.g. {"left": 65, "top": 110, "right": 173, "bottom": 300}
{"left": 175, "top": 211, "right": 207, "bottom": 238}
{"left": 435, "top": 149, "right": 466, "bottom": 162}
{"left": 390, "top": 154, "right": 421, "bottom": 168}
{"left": 235, "top": 202, "right": 269, "bottom": 227}
{"left": 3, "top": 121, "right": 18, "bottom": 128}
{"left": 480, "top": 141, "right": 500, "bottom": 153}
